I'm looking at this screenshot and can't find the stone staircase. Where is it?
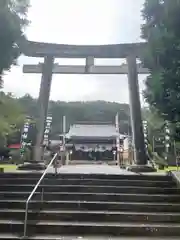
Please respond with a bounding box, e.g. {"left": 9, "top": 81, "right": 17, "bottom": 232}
{"left": 0, "top": 172, "right": 180, "bottom": 239}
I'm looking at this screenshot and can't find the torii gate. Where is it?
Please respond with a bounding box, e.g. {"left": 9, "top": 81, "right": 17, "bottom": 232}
{"left": 21, "top": 40, "right": 152, "bottom": 171}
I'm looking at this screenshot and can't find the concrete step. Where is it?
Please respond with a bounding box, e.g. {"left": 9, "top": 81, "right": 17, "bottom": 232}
{"left": 0, "top": 172, "right": 173, "bottom": 181}
{"left": 0, "top": 177, "right": 175, "bottom": 187}
{"left": 1, "top": 200, "right": 180, "bottom": 212}
{"left": 1, "top": 220, "right": 180, "bottom": 236}
{"left": 0, "top": 184, "right": 179, "bottom": 194}
{"left": 0, "top": 172, "right": 178, "bottom": 238}
{"left": 0, "top": 234, "right": 179, "bottom": 240}
{"left": 0, "top": 234, "right": 23, "bottom": 240}
{"left": 2, "top": 209, "right": 180, "bottom": 223}
{"left": 1, "top": 191, "right": 180, "bottom": 202}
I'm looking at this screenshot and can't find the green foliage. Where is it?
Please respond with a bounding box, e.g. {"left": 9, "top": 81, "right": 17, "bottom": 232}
{"left": 17, "top": 96, "right": 131, "bottom": 140}
{"left": 148, "top": 141, "right": 167, "bottom": 167}
{"left": 141, "top": 0, "right": 180, "bottom": 122}
{"left": 9, "top": 149, "right": 20, "bottom": 162}
{"left": 10, "top": 148, "right": 30, "bottom": 164}
{"left": 153, "top": 152, "right": 168, "bottom": 167}
{"left": 0, "top": 92, "right": 131, "bottom": 148}
{"left": 0, "top": 0, "right": 29, "bottom": 86}
{"left": 173, "top": 122, "right": 180, "bottom": 142}
{"left": 142, "top": 106, "right": 164, "bottom": 131}
{"left": 175, "top": 141, "right": 180, "bottom": 151}
{"left": 0, "top": 91, "right": 25, "bottom": 147}
{"left": 142, "top": 107, "right": 165, "bottom": 148}
{"left": 22, "top": 147, "right": 31, "bottom": 162}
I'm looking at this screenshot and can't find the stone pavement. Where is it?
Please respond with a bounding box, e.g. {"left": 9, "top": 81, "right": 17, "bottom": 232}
{"left": 57, "top": 164, "right": 135, "bottom": 175}
{"left": 13, "top": 164, "right": 167, "bottom": 175}
{"left": 49, "top": 164, "right": 166, "bottom": 176}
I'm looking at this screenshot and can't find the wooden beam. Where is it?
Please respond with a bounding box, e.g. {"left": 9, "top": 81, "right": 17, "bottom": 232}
{"left": 23, "top": 63, "right": 149, "bottom": 75}
{"left": 21, "top": 40, "right": 146, "bottom": 58}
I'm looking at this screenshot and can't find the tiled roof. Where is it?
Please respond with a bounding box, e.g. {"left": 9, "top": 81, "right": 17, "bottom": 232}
{"left": 66, "top": 124, "right": 120, "bottom": 138}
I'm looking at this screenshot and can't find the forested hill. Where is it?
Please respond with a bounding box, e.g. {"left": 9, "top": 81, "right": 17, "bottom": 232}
{"left": 18, "top": 94, "right": 131, "bottom": 138}
{"left": 0, "top": 92, "right": 130, "bottom": 146}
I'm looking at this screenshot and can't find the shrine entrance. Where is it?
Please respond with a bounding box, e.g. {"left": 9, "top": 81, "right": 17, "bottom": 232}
{"left": 21, "top": 40, "right": 152, "bottom": 171}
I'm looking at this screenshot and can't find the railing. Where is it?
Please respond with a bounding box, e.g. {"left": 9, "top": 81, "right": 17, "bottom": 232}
{"left": 23, "top": 153, "right": 58, "bottom": 238}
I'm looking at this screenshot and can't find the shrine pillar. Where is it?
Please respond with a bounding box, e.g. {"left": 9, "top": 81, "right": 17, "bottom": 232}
{"left": 126, "top": 54, "right": 147, "bottom": 166}
{"left": 34, "top": 56, "right": 54, "bottom": 162}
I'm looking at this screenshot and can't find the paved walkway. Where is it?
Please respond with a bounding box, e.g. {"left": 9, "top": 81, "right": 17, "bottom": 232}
{"left": 48, "top": 164, "right": 166, "bottom": 176}
{"left": 11, "top": 164, "right": 166, "bottom": 175}
{"left": 57, "top": 164, "right": 134, "bottom": 175}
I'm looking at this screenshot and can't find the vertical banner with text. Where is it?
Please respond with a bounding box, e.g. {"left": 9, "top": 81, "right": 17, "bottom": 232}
{"left": 20, "top": 116, "right": 31, "bottom": 157}
{"left": 43, "top": 115, "right": 52, "bottom": 146}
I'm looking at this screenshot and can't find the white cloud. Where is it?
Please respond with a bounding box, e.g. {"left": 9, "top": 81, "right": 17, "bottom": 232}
{"left": 3, "top": 0, "right": 146, "bottom": 104}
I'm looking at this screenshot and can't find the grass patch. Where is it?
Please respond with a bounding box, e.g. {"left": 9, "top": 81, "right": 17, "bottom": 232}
{"left": 157, "top": 166, "right": 179, "bottom": 172}
{"left": 0, "top": 164, "right": 17, "bottom": 172}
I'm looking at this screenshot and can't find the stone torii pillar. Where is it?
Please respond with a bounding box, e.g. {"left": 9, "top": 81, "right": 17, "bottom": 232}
{"left": 34, "top": 56, "right": 54, "bottom": 163}
{"left": 127, "top": 54, "right": 147, "bottom": 167}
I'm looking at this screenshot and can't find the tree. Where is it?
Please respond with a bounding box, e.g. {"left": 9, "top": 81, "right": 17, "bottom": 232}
{"left": 142, "top": 106, "right": 164, "bottom": 132}
{"left": 0, "top": 92, "right": 132, "bottom": 153}
{"left": 141, "top": 0, "right": 180, "bottom": 122}
{"left": 0, "top": 0, "right": 29, "bottom": 86}
{"left": 0, "top": 91, "right": 25, "bottom": 147}
{"left": 142, "top": 106, "right": 165, "bottom": 152}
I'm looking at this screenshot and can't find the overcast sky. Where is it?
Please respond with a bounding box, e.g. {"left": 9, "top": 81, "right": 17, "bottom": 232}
{"left": 3, "top": 0, "right": 147, "bottom": 104}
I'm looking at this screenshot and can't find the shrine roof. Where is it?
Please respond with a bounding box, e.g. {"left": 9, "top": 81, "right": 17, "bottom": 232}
{"left": 65, "top": 124, "right": 123, "bottom": 139}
